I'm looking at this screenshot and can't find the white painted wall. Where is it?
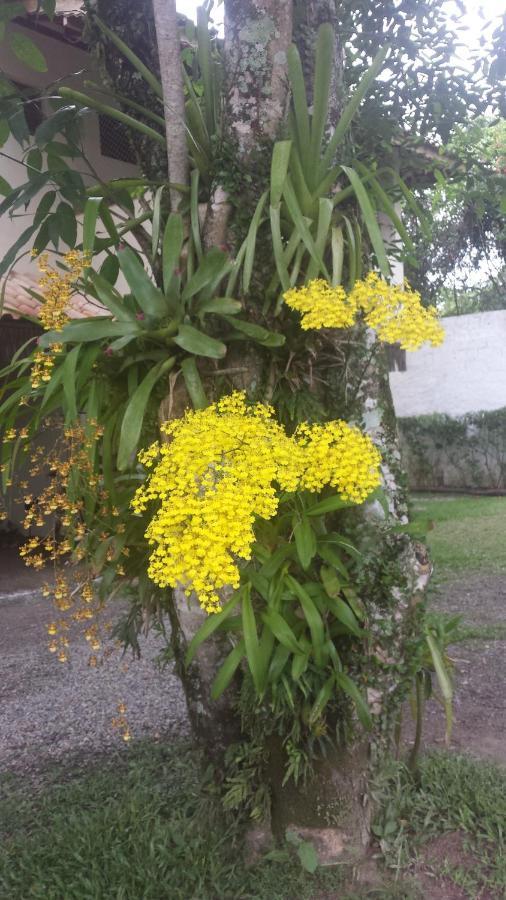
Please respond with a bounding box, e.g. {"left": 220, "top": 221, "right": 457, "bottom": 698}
{"left": 390, "top": 310, "right": 506, "bottom": 417}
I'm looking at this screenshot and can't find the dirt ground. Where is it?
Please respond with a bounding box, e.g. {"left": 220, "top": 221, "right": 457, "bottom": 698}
{"left": 415, "top": 573, "right": 506, "bottom": 765}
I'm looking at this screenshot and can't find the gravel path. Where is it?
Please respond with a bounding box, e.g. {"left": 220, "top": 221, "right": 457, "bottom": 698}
{"left": 0, "top": 581, "right": 189, "bottom": 779}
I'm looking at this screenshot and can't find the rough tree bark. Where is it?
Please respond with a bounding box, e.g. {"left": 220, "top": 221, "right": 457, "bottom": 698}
{"left": 152, "top": 0, "right": 189, "bottom": 210}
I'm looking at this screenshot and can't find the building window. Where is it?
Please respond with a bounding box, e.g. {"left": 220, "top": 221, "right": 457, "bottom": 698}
{"left": 98, "top": 114, "right": 137, "bottom": 165}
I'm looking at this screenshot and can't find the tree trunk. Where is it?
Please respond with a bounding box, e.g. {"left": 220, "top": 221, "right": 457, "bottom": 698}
{"left": 152, "top": 0, "right": 189, "bottom": 210}
{"left": 224, "top": 0, "right": 293, "bottom": 158}
{"left": 152, "top": 0, "right": 430, "bottom": 864}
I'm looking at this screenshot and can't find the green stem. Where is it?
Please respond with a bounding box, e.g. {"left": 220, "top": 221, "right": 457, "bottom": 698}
{"left": 408, "top": 673, "right": 424, "bottom": 772}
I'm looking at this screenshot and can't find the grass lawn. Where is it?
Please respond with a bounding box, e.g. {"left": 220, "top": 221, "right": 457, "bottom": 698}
{"left": 2, "top": 742, "right": 506, "bottom": 899}
{"left": 411, "top": 493, "right": 506, "bottom": 577}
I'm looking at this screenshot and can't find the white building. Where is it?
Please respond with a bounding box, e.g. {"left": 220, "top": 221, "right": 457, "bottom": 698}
{"left": 390, "top": 310, "right": 506, "bottom": 418}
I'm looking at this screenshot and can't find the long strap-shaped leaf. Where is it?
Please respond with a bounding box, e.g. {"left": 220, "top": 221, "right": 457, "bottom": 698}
{"left": 307, "top": 198, "right": 333, "bottom": 281}
{"left": 58, "top": 87, "right": 165, "bottom": 147}
{"left": 283, "top": 177, "right": 330, "bottom": 280}
{"left": 341, "top": 166, "right": 390, "bottom": 278}
{"left": 287, "top": 46, "right": 310, "bottom": 176}
{"left": 335, "top": 671, "right": 372, "bottom": 730}
{"left": 117, "top": 356, "right": 175, "bottom": 470}
{"left": 185, "top": 592, "right": 242, "bottom": 666}
{"left": 211, "top": 640, "right": 245, "bottom": 700}
{"left": 318, "top": 46, "right": 389, "bottom": 179}
{"left": 308, "top": 24, "right": 334, "bottom": 189}
{"left": 242, "top": 191, "right": 267, "bottom": 294}
{"left": 425, "top": 632, "right": 453, "bottom": 745}
{"left": 285, "top": 575, "right": 325, "bottom": 666}
{"left": 94, "top": 16, "right": 163, "bottom": 100}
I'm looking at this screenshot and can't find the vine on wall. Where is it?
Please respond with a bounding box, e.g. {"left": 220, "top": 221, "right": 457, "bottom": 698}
{"left": 399, "top": 409, "right": 506, "bottom": 491}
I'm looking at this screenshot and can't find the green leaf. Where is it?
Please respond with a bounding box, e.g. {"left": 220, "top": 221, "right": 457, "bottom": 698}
{"left": 59, "top": 87, "right": 165, "bottom": 147}
{"left": 181, "top": 247, "right": 230, "bottom": 303}
{"left": 181, "top": 357, "right": 207, "bottom": 410}
{"left": 185, "top": 592, "right": 242, "bottom": 666}
{"left": 268, "top": 644, "right": 291, "bottom": 682}
{"left": 33, "top": 190, "right": 55, "bottom": 226}
{"left": 56, "top": 201, "right": 77, "bottom": 248}
{"left": 297, "top": 841, "right": 318, "bottom": 874}
{"left": 309, "top": 675, "right": 335, "bottom": 726}
{"left": 319, "top": 565, "right": 341, "bottom": 599}
{"left": 62, "top": 345, "right": 80, "bottom": 423}
{"left": 190, "top": 169, "right": 203, "bottom": 263}
{"left": 94, "top": 17, "right": 163, "bottom": 100}
{"left": 99, "top": 254, "right": 120, "bottom": 285}
{"left": 162, "top": 212, "right": 184, "bottom": 294}
{"left": 342, "top": 215, "right": 356, "bottom": 287}
{"left": 285, "top": 575, "right": 325, "bottom": 666}
{"left": 224, "top": 316, "right": 285, "bottom": 348}
{"left": 283, "top": 178, "right": 330, "bottom": 279}
{"left": 259, "top": 544, "right": 293, "bottom": 580}
{"left": 87, "top": 271, "right": 136, "bottom": 322}
{"left": 319, "top": 46, "right": 389, "bottom": 177}
{"left": 270, "top": 205, "right": 291, "bottom": 292}
{"left": 291, "top": 651, "right": 309, "bottom": 681}
{"left": 325, "top": 594, "right": 362, "bottom": 638}
{"left": 242, "top": 587, "right": 266, "bottom": 694}
{"left": 309, "top": 25, "right": 334, "bottom": 180}
{"left": 287, "top": 45, "right": 310, "bottom": 175}
{"left": 0, "top": 173, "right": 11, "bottom": 195}
{"left": 39, "top": 319, "right": 139, "bottom": 348}
{"left": 242, "top": 191, "right": 267, "bottom": 294}
{"left": 34, "top": 105, "right": 77, "bottom": 148}
{"left": 331, "top": 225, "right": 344, "bottom": 286}
{"left": 118, "top": 246, "right": 169, "bottom": 319}
{"left": 340, "top": 166, "right": 390, "bottom": 278}
{"left": 425, "top": 633, "right": 453, "bottom": 744}
{"left": 270, "top": 141, "right": 292, "bottom": 207}
{"left": 262, "top": 610, "right": 301, "bottom": 655}
{"left": 0, "top": 120, "right": 9, "bottom": 148}
{"left": 197, "top": 297, "right": 241, "bottom": 317}
{"left": 196, "top": 5, "right": 216, "bottom": 135}
{"left": 211, "top": 640, "right": 245, "bottom": 700}
{"left": 306, "top": 494, "right": 355, "bottom": 516}
{"left": 151, "top": 184, "right": 165, "bottom": 259}
{"left": 117, "top": 357, "right": 175, "bottom": 471}
{"left": 307, "top": 197, "right": 333, "bottom": 281}
{"left": 8, "top": 31, "right": 47, "bottom": 72}
{"left": 335, "top": 671, "right": 372, "bottom": 730}
{"left": 293, "top": 515, "right": 317, "bottom": 570}
{"left": 0, "top": 224, "right": 37, "bottom": 278}
{"left": 318, "top": 543, "right": 349, "bottom": 578}
{"left": 173, "top": 325, "right": 226, "bottom": 359}
{"left": 83, "top": 196, "right": 102, "bottom": 254}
